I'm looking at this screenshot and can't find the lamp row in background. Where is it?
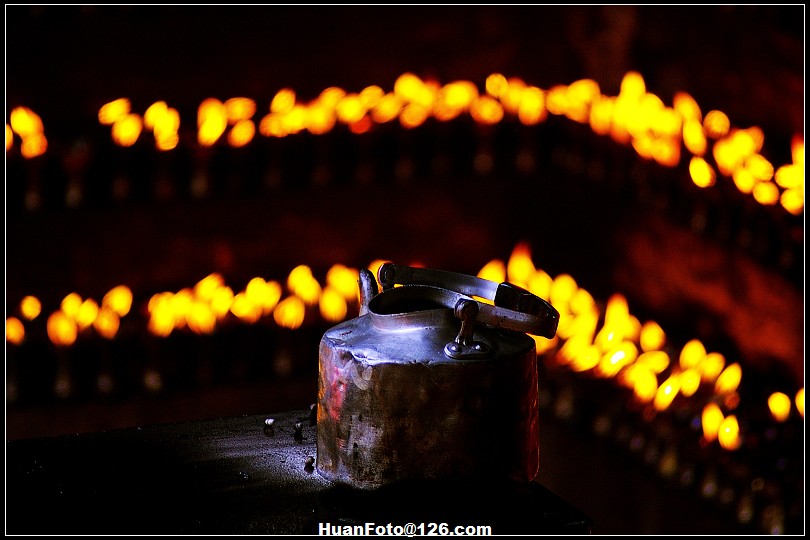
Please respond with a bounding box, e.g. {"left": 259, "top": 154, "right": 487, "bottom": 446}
{"left": 6, "top": 71, "right": 805, "bottom": 216}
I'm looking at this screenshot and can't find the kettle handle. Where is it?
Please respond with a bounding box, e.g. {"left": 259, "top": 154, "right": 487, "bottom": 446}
{"left": 376, "top": 263, "right": 559, "bottom": 339}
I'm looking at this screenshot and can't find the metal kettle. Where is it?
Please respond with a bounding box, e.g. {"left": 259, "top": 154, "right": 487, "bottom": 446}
{"left": 316, "top": 263, "right": 559, "bottom": 490}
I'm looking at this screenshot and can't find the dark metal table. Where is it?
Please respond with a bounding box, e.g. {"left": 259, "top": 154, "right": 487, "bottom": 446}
{"left": 6, "top": 408, "right": 591, "bottom": 535}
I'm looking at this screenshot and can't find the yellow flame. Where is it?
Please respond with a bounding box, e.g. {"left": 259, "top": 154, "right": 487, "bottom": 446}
{"left": 47, "top": 311, "right": 78, "bottom": 347}
{"left": 399, "top": 103, "right": 429, "bottom": 129}
{"left": 194, "top": 273, "right": 225, "bottom": 302}
{"left": 678, "top": 368, "right": 701, "bottom": 397}
{"left": 326, "top": 264, "right": 360, "bottom": 301}
{"left": 287, "top": 265, "right": 321, "bottom": 305}
{"left": 470, "top": 96, "right": 504, "bottom": 125}
{"left": 102, "top": 285, "right": 133, "bottom": 317}
{"left": 673, "top": 91, "right": 702, "bottom": 122}
{"left": 270, "top": 88, "right": 296, "bottom": 114}
{"left": 767, "top": 392, "right": 791, "bottom": 423}
{"left": 274, "top": 295, "right": 306, "bottom": 329}
{"left": 653, "top": 374, "right": 680, "bottom": 411}
{"left": 597, "top": 341, "right": 637, "bottom": 378}
{"left": 245, "top": 277, "right": 282, "bottom": 315}
{"left": 621, "top": 364, "right": 658, "bottom": 403}
{"left": 589, "top": 96, "right": 614, "bottom": 135}
{"left": 198, "top": 98, "right": 228, "bottom": 146}
{"left": 697, "top": 351, "right": 725, "bottom": 383}
{"left": 639, "top": 321, "right": 665, "bottom": 352}
{"left": 796, "top": 388, "right": 804, "bottom": 418}
{"left": 485, "top": 73, "right": 508, "bottom": 98}
{"left": 20, "top": 132, "right": 48, "bottom": 158}
{"left": 701, "top": 402, "right": 724, "bottom": 442}
{"left": 6, "top": 317, "right": 25, "bottom": 345}
{"left": 714, "top": 363, "right": 742, "bottom": 394}
{"left": 319, "top": 287, "right": 348, "bottom": 323}
{"left": 336, "top": 94, "right": 366, "bottom": 124}
{"left": 370, "top": 93, "right": 403, "bottom": 124}
{"left": 745, "top": 154, "right": 774, "bottom": 182}
{"left": 143, "top": 101, "right": 168, "bottom": 131}
{"left": 477, "top": 259, "right": 506, "bottom": 283}
{"left": 10, "top": 107, "right": 44, "bottom": 138}
{"left": 210, "top": 286, "right": 235, "bottom": 320}
{"left": 230, "top": 292, "right": 262, "bottom": 323}
{"left": 703, "top": 110, "right": 730, "bottom": 139}
{"left": 636, "top": 350, "right": 670, "bottom": 374}
{"left": 111, "top": 114, "right": 143, "bottom": 147}
{"left": 76, "top": 298, "right": 100, "bottom": 330}
{"left": 527, "top": 269, "right": 552, "bottom": 301}
{"left": 98, "top": 98, "right": 131, "bottom": 125}
{"left": 550, "top": 274, "right": 578, "bottom": 311}
{"left": 682, "top": 119, "right": 707, "bottom": 156}
{"left": 507, "top": 241, "right": 536, "bottom": 286}
{"left": 752, "top": 181, "right": 780, "bottom": 205}
{"left": 5, "top": 123, "right": 13, "bottom": 151}
{"left": 393, "top": 73, "right": 433, "bottom": 109}
{"left": 679, "top": 339, "right": 706, "bottom": 369}
{"left": 306, "top": 104, "right": 337, "bottom": 135}
{"left": 227, "top": 119, "right": 255, "bottom": 147}
{"left": 60, "top": 293, "right": 83, "bottom": 319}
{"left": 224, "top": 97, "right": 256, "bottom": 123}
{"left": 20, "top": 295, "right": 42, "bottom": 320}
{"left": 774, "top": 163, "right": 804, "bottom": 189}
{"left": 732, "top": 167, "right": 757, "bottom": 194}
{"left": 718, "top": 415, "right": 741, "bottom": 450}
{"left": 780, "top": 187, "right": 804, "bottom": 215}
{"left": 186, "top": 300, "right": 216, "bottom": 335}
{"left": 93, "top": 307, "right": 120, "bottom": 339}
{"left": 689, "top": 156, "right": 716, "bottom": 188}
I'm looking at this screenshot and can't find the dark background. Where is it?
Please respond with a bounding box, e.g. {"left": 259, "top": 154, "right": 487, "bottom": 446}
{"left": 5, "top": 5, "right": 805, "bottom": 535}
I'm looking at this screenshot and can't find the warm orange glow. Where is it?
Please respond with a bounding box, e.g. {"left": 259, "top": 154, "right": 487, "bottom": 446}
{"left": 745, "top": 154, "right": 774, "bottom": 182}
{"left": 227, "top": 119, "right": 255, "bottom": 147}
{"left": 319, "top": 287, "right": 348, "bottom": 323}
{"left": 768, "top": 392, "right": 792, "bottom": 423}
{"left": 111, "top": 114, "right": 143, "bottom": 147}
{"left": 438, "top": 80, "right": 478, "bottom": 116}
{"left": 393, "top": 73, "right": 434, "bottom": 109}
{"left": 517, "top": 86, "right": 547, "bottom": 125}
{"left": 187, "top": 300, "right": 216, "bottom": 335}
{"left": 5, "top": 123, "right": 13, "bottom": 151}
{"left": 102, "top": 285, "right": 133, "bottom": 317}
{"left": 270, "top": 88, "right": 297, "bottom": 114}
{"left": 10, "top": 106, "right": 44, "bottom": 138}
{"left": 653, "top": 375, "right": 680, "bottom": 411}
{"left": 170, "top": 289, "right": 193, "bottom": 328}
{"left": 209, "top": 286, "right": 235, "bottom": 320}
{"left": 273, "top": 295, "right": 306, "bottom": 329}
{"left": 752, "top": 181, "right": 780, "bottom": 205}
{"left": 701, "top": 402, "right": 724, "bottom": 442}
{"left": 399, "top": 103, "right": 430, "bottom": 129}
{"left": 359, "top": 85, "right": 385, "bottom": 109}
{"left": 20, "top": 132, "right": 48, "bottom": 158}
{"left": 198, "top": 98, "right": 228, "bottom": 146}
{"left": 326, "top": 264, "right": 360, "bottom": 301}
{"left": 673, "top": 91, "right": 702, "bottom": 122}
{"left": 714, "top": 363, "right": 742, "bottom": 394}
{"left": 732, "top": 168, "right": 757, "bottom": 194}
{"left": 545, "top": 85, "right": 570, "bottom": 117}
{"left": 697, "top": 351, "right": 726, "bottom": 383}
{"left": 6, "top": 317, "right": 25, "bottom": 345}
{"left": 621, "top": 363, "right": 658, "bottom": 403}
{"left": 506, "top": 241, "right": 536, "bottom": 286}
{"left": 796, "top": 388, "right": 805, "bottom": 418}
{"left": 76, "top": 298, "right": 100, "bottom": 330}
{"left": 147, "top": 292, "right": 176, "bottom": 336}
{"left": 637, "top": 350, "right": 670, "bottom": 374}
{"left": 779, "top": 187, "right": 804, "bottom": 215}
{"left": 287, "top": 265, "right": 322, "bottom": 306}
{"left": 527, "top": 269, "right": 552, "bottom": 302}
{"left": 689, "top": 156, "right": 716, "bottom": 187}
{"left": 485, "top": 73, "right": 508, "bottom": 99}
{"left": 370, "top": 93, "right": 403, "bottom": 123}
{"left": 143, "top": 101, "right": 168, "bottom": 131}
{"left": 678, "top": 368, "right": 701, "bottom": 397}
{"left": 93, "top": 307, "right": 120, "bottom": 339}
{"left": 335, "top": 94, "right": 366, "bottom": 124}
{"left": 774, "top": 163, "right": 804, "bottom": 189}
{"left": 306, "top": 104, "right": 337, "bottom": 135}
{"left": 619, "top": 71, "right": 646, "bottom": 100}
{"left": 597, "top": 341, "right": 637, "bottom": 378}
{"left": 20, "top": 295, "right": 42, "bottom": 320}
{"left": 477, "top": 259, "right": 506, "bottom": 283}
{"left": 549, "top": 274, "right": 578, "bottom": 312}
{"left": 98, "top": 98, "right": 131, "bottom": 125}
{"left": 568, "top": 343, "right": 601, "bottom": 372}
{"left": 470, "top": 96, "right": 504, "bottom": 125}
{"left": 259, "top": 113, "right": 286, "bottom": 138}
{"left": 152, "top": 106, "right": 180, "bottom": 151}
{"left": 60, "top": 293, "right": 83, "bottom": 319}
{"left": 718, "top": 415, "right": 742, "bottom": 450}
{"left": 639, "top": 321, "right": 665, "bottom": 352}
{"left": 47, "top": 311, "right": 78, "bottom": 347}
{"left": 230, "top": 292, "right": 262, "bottom": 323}
{"left": 679, "top": 339, "right": 706, "bottom": 369}
{"left": 194, "top": 273, "right": 225, "bottom": 302}
{"left": 703, "top": 110, "right": 730, "bottom": 139}
{"left": 498, "top": 77, "right": 526, "bottom": 115}
{"left": 224, "top": 97, "right": 257, "bottom": 123}
{"left": 245, "top": 277, "right": 282, "bottom": 315}
{"left": 682, "top": 119, "right": 707, "bottom": 156}
{"left": 569, "top": 288, "right": 596, "bottom": 316}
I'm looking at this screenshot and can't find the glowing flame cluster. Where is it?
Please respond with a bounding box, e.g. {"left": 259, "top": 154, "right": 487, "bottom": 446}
{"left": 7, "top": 106, "right": 47, "bottom": 158}
{"left": 98, "top": 98, "right": 180, "bottom": 150}
{"left": 6, "top": 248, "right": 804, "bottom": 451}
